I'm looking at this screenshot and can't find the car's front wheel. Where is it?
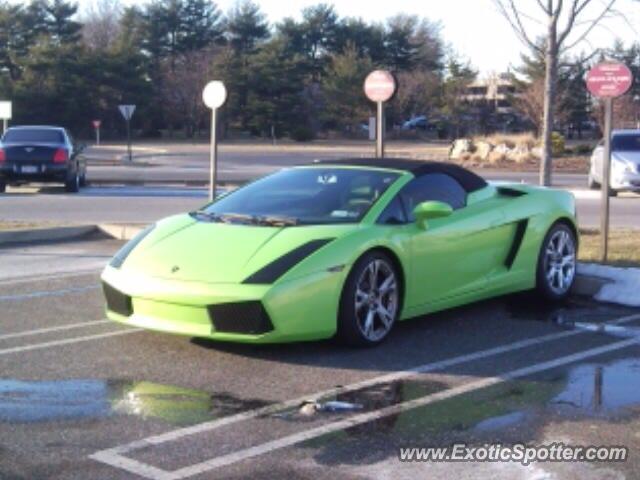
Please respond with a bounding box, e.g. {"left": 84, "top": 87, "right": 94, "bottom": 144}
{"left": 0, "top": 182, "right": 5, "bottom": 193}
{"left": 587, "top": 174, "right": 600, "bottom": 190}
{"left": 536, "top": 223, "right": 577, "bottom": 301}
{"left": 338, "top": 251, "right": 400, "bottom": 346}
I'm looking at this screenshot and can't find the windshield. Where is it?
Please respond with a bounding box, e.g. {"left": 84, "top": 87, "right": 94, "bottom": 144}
{"left": 2, "top": 128, "right": 65, "bottom": 144}
{"left": 200, "top": 168, "right": 400, "bottom": 225}
{"left": 612, "top": 134, "right": 640, "bottom": 152}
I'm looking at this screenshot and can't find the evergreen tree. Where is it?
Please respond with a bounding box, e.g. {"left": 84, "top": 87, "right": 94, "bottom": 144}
{"left": 227, "top": 0, "right": 269, "bottom": 54}
{"left": 321, "top": 44, "right": 373, "bottom": 133}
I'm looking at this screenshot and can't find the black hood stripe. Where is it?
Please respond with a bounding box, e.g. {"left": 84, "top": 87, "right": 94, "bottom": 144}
{"left": 242, "top": 238, "right": 334, "bottom": 284}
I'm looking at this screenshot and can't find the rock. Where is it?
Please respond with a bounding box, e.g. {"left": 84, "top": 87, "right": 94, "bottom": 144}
{"left": 449, "top": 138, "right": 472, "bottom": 159}
{"left": 474, "top": 141, "right": 493, "bottom": 160}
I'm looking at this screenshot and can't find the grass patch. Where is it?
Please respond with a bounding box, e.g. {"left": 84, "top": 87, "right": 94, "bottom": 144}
{"left": 579, "top": 228, "right": 640, "bottom": 267}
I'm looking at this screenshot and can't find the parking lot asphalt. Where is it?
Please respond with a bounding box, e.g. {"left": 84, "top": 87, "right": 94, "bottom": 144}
{"left": 1, "top": 237, "right": 640, "bottom": 480}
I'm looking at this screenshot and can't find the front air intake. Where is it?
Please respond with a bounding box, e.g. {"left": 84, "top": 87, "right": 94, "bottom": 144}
{"left": 102, "top": 282, "right": 133, "bottom": 317}
{"left": 207, "top": 301, "right": 274, "bottom": 335}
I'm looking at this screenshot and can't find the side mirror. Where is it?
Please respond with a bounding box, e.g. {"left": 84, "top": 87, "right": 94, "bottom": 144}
{"left": 413, "top": 201, "right": 453, "bottom": 229}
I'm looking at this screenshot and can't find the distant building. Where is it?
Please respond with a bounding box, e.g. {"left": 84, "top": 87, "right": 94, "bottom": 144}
{"left": 463, "top": 73, "right": 519, "bottom": 114}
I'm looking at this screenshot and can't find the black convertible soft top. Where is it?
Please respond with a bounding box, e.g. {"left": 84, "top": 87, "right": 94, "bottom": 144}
{"left": 313, "top": 158, "right": 488, "bottom": 193}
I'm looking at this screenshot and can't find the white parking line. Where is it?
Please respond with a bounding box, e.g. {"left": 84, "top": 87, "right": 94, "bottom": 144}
{"left": 91, "top": 334, "right": 640, "bottom": 480}
{"left": 0, "top": 328, "right": 142, "bottom": 356}
{"left": 0, "top": 319, "right": 110, "bottom": 340}
{"left": 89, "top": 313, "right": 640, "bottom": 479}
{"left": 0, "top": 268, "right": 100, "bottom": 286}
{"left": 0, "top": 285, "right": 100, "bottom": 301}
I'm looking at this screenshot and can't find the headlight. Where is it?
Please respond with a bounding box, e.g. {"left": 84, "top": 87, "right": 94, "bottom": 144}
{"left": 109, "top": 224, "right": 156, "bottom": 269}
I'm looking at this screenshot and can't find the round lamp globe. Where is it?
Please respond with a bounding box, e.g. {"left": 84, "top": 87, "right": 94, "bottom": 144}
{"left": 202, "top": 81, "right": 227, "bottom": 109}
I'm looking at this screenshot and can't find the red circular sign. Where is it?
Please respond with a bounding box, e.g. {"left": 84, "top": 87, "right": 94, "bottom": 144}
{"left": 586, "top": 62, "right": 633, "bottom": 98}
{"left": 364, "top": 70, "right": 396, "bottom": 103}
{"left": 92, "top": 120, "right": 101, "bottom": 128}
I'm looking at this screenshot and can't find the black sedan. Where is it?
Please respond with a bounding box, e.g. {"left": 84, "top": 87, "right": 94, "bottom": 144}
{"left": 0, "top": 126, "right": 87, "bottom": 193}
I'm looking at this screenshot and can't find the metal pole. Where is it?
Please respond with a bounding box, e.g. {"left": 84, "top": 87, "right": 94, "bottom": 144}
{"left": 126, "top": 119, "right": 132, "bottom": 162}
{"left": 96, "top": 127, "right": 100, "bottom": 146}
{"left": 376, "top": 101, "right": 384, "bottom": 158}
{"left": 209, "top": 108, "right": 218, "bottom": 201}
{"left": 600, "top": 98, "right": 613, "bottom": 262}
{"left": 2, "top": 119, "right": 6, "bottom": 135}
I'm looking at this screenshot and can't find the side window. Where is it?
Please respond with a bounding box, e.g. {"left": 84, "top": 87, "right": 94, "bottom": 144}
{"left": 377, "top": 196, "right": 407, "bottom": 225}
{"left": 399, "top": 173, "right": 467, "bottom": 220}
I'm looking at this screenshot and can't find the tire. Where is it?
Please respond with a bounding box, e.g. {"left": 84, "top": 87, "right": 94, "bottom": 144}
{"left": 0, "top": 182, "right": 5, "bottom": 193}
{"left": 337, "top": 251, "right": 401, "bottom": 346}
{"left": 587, "top": 175, "right": 600, "bottom": 190}
{"left": 536, "top": 223, "right": 577, "bottom": 301}
{"left": 65, "top": 170, "right": 80, "bottom": 193}
{"left": 609, "top": 189, "right": 618, "bottom": 197}
{"left": 79, "top": 170, "right": 87, "bottom": 187}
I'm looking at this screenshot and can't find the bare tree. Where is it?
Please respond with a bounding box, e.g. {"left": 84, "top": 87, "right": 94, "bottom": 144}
{"left": 82, "top": 0, "right": 123, "bottom": 51}
{"left": 493, "top": 0, "right": 618, "bottom": 186}
{"left": 161, "top": 48, "right": 218, "bottom": 138}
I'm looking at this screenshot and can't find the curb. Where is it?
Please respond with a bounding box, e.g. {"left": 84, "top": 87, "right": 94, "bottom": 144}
{"left": 0, "top": 225, "right": 99, "bottom": 247}
{"left": 571, "top": 273, "right": 611, "bottom": 297}
{"left": 97, "top": 223, "right": 146, "bottom": 241}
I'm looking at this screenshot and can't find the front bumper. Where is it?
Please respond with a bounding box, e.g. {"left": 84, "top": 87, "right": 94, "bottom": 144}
{"left": 101, "top": 265, "right": 343, "bottom": 343}
{"left": 612, "top": 171, "right": 640, "bottom": 191}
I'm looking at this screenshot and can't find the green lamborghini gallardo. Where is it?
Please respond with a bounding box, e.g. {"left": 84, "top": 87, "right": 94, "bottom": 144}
{"left": 102, "top": 159, "right": 578, "bottom": 346}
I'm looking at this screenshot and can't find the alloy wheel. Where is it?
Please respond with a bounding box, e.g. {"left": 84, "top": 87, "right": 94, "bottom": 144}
{"left": 543, "top": 229, "right": 576, "bottom": 296}
{"left": 354, "top": 259, "right": 398, "bottom": 342}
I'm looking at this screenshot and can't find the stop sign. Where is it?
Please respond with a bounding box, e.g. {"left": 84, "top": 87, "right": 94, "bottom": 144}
{"left": 586, "top": 62, "right": 633, "bottom": 98}
{"left": 364, "top": 70, "right": 396, "bottom": 103}
{"left": 92, "top": 120, "right": 101, "bottom": 129}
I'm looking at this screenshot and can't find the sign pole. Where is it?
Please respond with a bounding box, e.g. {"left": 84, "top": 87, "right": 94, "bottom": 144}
{"left": 600, "top": 98, "right": 613, "bottom": 262}
{"left": 126, "top": 119, "right": 132, "bottom": 162}
{"left": 209, "top": 108, "right": 218, "bottom": 201}
{"left": 2, "top": 119, "right": 6, "bottom": 135}
{"left": 96, "top": 126, "right": 100, "bottom": 146}
{"left": 364, "top": 70, "right": 396, "bottom": 159}
{"left": 585, "top": 61, "right": 634, "bottom": 264}
{"left": 376, "top": 101, "right": 384, "bottom": 158}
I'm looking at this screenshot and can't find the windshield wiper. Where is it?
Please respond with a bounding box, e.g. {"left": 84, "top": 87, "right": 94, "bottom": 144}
{"left": 190, "top": 211, "right": 298, "bottom": 226}
{"left": 256, "top": 215, "right": 299, "bottom": 226}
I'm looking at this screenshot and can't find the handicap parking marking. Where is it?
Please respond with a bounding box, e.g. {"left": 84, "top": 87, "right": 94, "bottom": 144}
{"left": 89, "top": 313, "right": 640, "bottom": 479}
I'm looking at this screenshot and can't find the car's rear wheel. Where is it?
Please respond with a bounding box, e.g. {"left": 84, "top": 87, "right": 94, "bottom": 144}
{"left": 536, "top": 223, "right": 577, "bottom": 301}
{"left": 65, "top": 170, "right": 80, "bottom": 193}
{"left": 587, "top": 174, "right": 600, "bottom": 190}
{"left": 79, "top": 170, "right": 87, "bottom": 187}
{"left": 0, "top": 182, "right": 5, "bottom": 193}
{"left": 338, "top": 251, "right": 400, "bottom": 346}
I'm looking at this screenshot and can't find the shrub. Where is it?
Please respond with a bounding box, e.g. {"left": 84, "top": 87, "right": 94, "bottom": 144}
{"left": 574, "top": 144, "right": 593, "bottom": 155}
{"left": 551, "top": 132, "right": 565, "bottom": 155}
{"left": 290, "top": 126, "right": 315, "bottom": 142}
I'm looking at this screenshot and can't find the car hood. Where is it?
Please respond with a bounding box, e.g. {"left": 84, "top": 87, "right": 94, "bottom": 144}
{"left": 613, "top": 151, "right": 640, "bottom": 165}
{"left": 122, "top": 214, "right": 358, "bottom": 284}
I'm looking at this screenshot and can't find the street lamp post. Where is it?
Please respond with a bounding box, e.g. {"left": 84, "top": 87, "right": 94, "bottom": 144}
{"left": 202, "top": 81, "right": 227, "bottom": 202}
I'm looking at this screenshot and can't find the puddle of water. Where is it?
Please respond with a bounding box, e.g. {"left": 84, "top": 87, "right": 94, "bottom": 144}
{"left": 473, "top": 411, "right": 528, "bottom": 432}
{"left": 505, "top": 296, "right": 633, "bottom": 325}
{"left": 551, "top": 358, "right": 640, "bottom": 414}
{"left": 0, "top": 379, "right": 269, "bottom": 425}
{"left": 273, "top": 378, "right": 445, "bottom": 426}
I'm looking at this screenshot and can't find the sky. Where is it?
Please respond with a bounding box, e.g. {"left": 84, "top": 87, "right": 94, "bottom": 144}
{"left": 80, "top": 0, "right": 640, "bottom": 75}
